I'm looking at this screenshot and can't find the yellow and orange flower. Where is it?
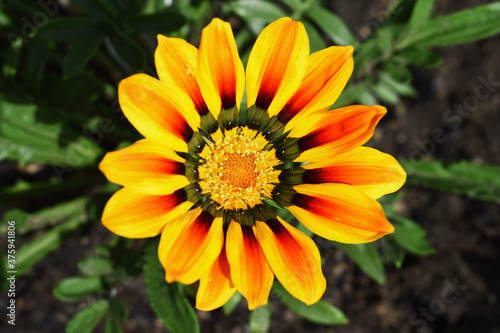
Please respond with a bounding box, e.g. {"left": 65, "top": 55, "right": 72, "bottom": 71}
{"left": 99, "top": 17, "right": 406, "bottom": 310}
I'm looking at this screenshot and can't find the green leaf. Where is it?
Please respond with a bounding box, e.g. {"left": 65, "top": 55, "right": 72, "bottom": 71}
{"left": 222, "top": 291, "right": 242, "bottom": 315}
{"left": 0, "top": 98, "right": 104, "bottom": 166}
{"left": 105, "top": 298, "right": 127, "bottom": 333}
{"left": 390, "top": 215, "right": 435, "bottom": 255}
{"left": 250, "top": 304, "right": 270, "bottom": 333}
{"left": 53, "top": 276, "right": 103, "bottom": 302}
{"left": 306, "top": 6, "right": 356, "bottom": 46}
{"left": 334, "top": 242, "right": 385, "bottom": 284}
{"left": 397, "top": 2, "right": 500, "bottom": 49}
{"left": 303, "top": 21, "right": 326, "bottom": 53}
{"left": 128, "top": 11, "right": 186, "bottom": 35}
{"left": 376, "top": 27, "right": 395, "bottom": 53}
{"left": 230, "top": 0, "right": 287, "bottom": 34}
{"left": 382, "top": 0, "right": 418, "bottom": 25}
{"left": 143, "top": 238, "right": 199, "bottom": 333}
{"left": 358, "top": 88, "right": 379, "bottom": 106}
{"left": 296, "top": 222, "right": 313, "bottom": 238}
{"left": 332, "top": 82, "right": 370, "bottom": 109}
{"left": 78, "top": 256, "right": 113, "bottom": 277}
{"left": 16, "top": 216, "right": 87, "bottom": 276}
{"left": 379, "top": 191, "right": 405, "bottom": 217}
{"left": 397, "top": 45, "right": 442, "bottom": 68}
{"left": 2, "top": 209, "right": 29, "bottom": 232}
{"left": 381, "top": 237, "right": 405, "bottom": 268}
{"left": 108, "top": 27, "right": 146, "bottom": 69}
{"left": 73, "top": 0, "right": 118, "bottom": 20}
{"left": 408, "top": 0, "right": 435, "bottom": 27}
{"left": 64, "top": 35, "right": 105, "bottom": 79}
{"left": 353, "top": 38, "right": 382, "bottom": 72}
{"left": 400, "top": 159, "right": 500, "bottom": 204}
{"left": 38, "top": 18, "right": 108, "bottom": 42}
{"left": 66, "top": 299, "right": 109, "bottom": 333}
{"left": 2, "top": 39, "right": 22, "bottom": 84}
{"left": 382, "top": 61, "right": 413, "bottom": 82}
{"left": 24, "top": 38, "right": 50, "bottom": 93}
{"left": 0, "top": 197, "right": 90, "bottom": 235}
{"left": 372, "top": 80, "right": 401, "bottom": 105}
{"left": 272, "top": 282, "right": 348, "bottom": 325}
{"left": 280, "top": 0, "right": 301, "bottom": 10}
{"left": 379, "top": 72, "right": 417, "bottom": 97}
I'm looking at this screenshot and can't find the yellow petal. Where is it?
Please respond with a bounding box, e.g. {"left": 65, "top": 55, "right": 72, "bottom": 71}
{"left": 246, "top": 17, "right": 309, "bottom": 116}
{"left": 289, "top": 183, "right": 394, "bottom": 243}
{"left": 158, "top": 209, "right": 224, "bottom": 285}
{"left": 255, "top": 218, "right": 325, "bottom": 305}
{"left": 196, "top": 242, "right": 236, "bottom": 311}
{"left": 303, "top": 147, "right": 406, "bottom": 199}
{"left": 99, "top": 139, "right": 189, "bottom": 195}
{"left": 119, "top": 73, "right": 200, "bottom": 151}
{"left": 197, "top": 18, "right": 245, "bottom": 118}
{"left": 226, "top": 221, "right": 273, "bottom": 310}
{"left": 102, "top": 187, "right": 191, "bottom": 238}
{"left": 155, "top": 35, "right": 209, "bottom": 116}
{"left": 289, "top": 105, "right": 386, "bottom": 162}
{"left": 281, "top": 46, "right": 354, "bottom": 130}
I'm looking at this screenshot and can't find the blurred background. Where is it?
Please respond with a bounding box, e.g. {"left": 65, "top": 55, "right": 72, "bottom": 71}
{"left": 0, "top": 0, "right": 499, "bottom": 332}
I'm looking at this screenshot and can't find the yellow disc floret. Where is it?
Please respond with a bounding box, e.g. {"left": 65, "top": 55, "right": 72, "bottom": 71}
{"left": 199, "top": 128, "right": 280, "bottom": 210}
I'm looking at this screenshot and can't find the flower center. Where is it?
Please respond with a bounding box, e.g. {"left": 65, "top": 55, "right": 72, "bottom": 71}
{"left": 220, "top": 153, "right": 257, "bottom": 188}
{"left": 199, "top": 129, "right": 276, "bottom": 210}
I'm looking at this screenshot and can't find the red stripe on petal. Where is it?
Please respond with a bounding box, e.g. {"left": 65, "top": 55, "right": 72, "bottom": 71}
{"left": 160, "top": 210, "right": 224, "bottom": 284}
{"left": 255, "top": 219, "right": 325, "bottom": 304}
{"left": 289, "top": 184, "right": 394, "bottom": 243}
{"left": 278, "top": 46, "right": 353, "bottom": 125}
{"left": 102, "top": 188, "right": 190, "bottom": 238}
{"left": 297, "top": 106, "right": 385, "bottom": 152}
{"left": 226, "top": 222, "right": 273, "bottom": 310}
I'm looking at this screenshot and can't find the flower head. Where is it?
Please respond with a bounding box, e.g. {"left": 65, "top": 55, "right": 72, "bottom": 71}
{"left": 99, "top": 17, "right": 406, "bottom": 310}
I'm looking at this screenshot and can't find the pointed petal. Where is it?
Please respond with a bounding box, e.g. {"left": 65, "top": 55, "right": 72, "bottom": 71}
{"left": 102, "top": 187, "right": 191, "bottom": 238}
{"left": 99, "top": 139, "right": 189, "bottom": 195}
{"left": 303, "top": 147, "right": 406, "bottom": 199}
{"left": 289, "top": 184, "right": 394, "bottom": 244}
{"left": 155, "top": 35, "right": 209, "bottom": 116}
{"left": 246, "top": 17, "right": 309, "bottom": 116}
{"left": 158, "top": 209, "right": 224, "bottom": 285}
{"left": 226, "top": 221, "right": 273, "bottom": 310}
{"left": 280, "top": 46, "right": 354, "bottom": 130}
{"left": 255, "top": 218, "right": 326, "bottom": 305}
{"left": 197, "top": 18, "right": 245, "bottom": 118}
{"left": 196, "top": 242, "right": 236, "bottom": 311}
{"left": 119, "top": 73, "right": 200, "bottom": 151}
{"left": 289, "top": 105, "right": 386, "bottom": 162}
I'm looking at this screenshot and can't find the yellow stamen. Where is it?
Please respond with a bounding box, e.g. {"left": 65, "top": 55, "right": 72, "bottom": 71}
{"left": 199, "top": 128, "right": 278, "bottom": 210}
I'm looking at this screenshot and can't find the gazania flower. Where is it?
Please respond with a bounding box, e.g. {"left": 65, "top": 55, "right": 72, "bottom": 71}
{"left": 99, "top": 17, "right": 406, "bottom": 310}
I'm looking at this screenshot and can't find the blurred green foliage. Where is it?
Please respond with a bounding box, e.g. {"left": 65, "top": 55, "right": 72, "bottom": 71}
{"left": 1, "top": 0, "right": 500, "bottom": 332}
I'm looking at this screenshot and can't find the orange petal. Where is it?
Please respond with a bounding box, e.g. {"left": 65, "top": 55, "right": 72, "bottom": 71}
{"left": 226, "top": 221, "right": 273, "bottom": 310}
{"left": 246, "top": 17, "right": 309, "bottom": 116}
{"left": 155, "top": 35, "right": 209, "bottom": 116}
{"left": 196, "top": 242, "right": 236, "bottom": 311}
{"left": 289, "top": 105, "right": 386, "bottom": 162}
{"left": 280, "top": 46, "right": 354, "bottom": 130}
{"left": 99, "top": 139, "right": 189, "bottom": 195}
{"left": 303, "top": 147, "right": 406, "bottom": 199}
{"left": 255, "top": 218, "right": 325, "bottom": 305}
{"left": 289, "top": 184, "right": 394, "bottom": 244}
{"left": 119, "top": 73, "right": 200, "bottom": 151}
{"left": 158, "top": 209, "right": 224, "bottom": 285}
{"left": 197, "top": 18, "right": 245, "bottom": 118}
{"left": 102, "top": 187, "right": 191, "bottom": 238}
